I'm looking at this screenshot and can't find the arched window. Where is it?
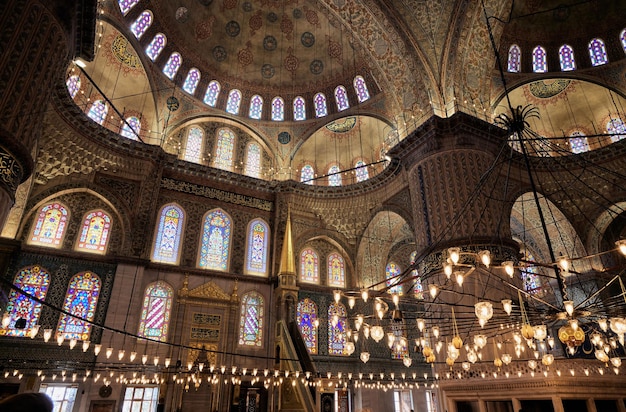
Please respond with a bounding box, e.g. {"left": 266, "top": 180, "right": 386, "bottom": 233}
{"left": 589, "top": 38, "right": 608, "bottom": 66}
{"left": 520, "top": 249, "right": 542, "bottom": 295}
{"left": 355, "top": 160, "right": 369, "bottom": 182}
{"left": 271, "top": 97, "right": 285, "bottom": 121}
{"left": 608, "top": 118, "right": 626, "bottom": 142}
{"left": 328, "top": 165, "right": 342, "bottom": 186}
{"left": 198, "top": 209, "right": 231, "bottom": 271}
{"left": 327, "top": 253, "right": 345, "bottom": 287}
{"left": 532, "top": 46, "right": 547, "bottom": 73}
{"left": 137, "top": 281, "right": 173, "bottom": 342}
{"left": 87, "top": 100, "right": 108, "bottom": 125}
{"left": 152, "top": 204, "right": 185, "bottom": 264}
{"left": 29, "top": 202, "right": 69, "bottom": 248}
{"left": 507, "top": 45, "right": 521, "bottom": 73}
{"left": 559, "top": 45, "right": 576, "bottom": 71}
{"left": 328, "top": 303, "right": 348, "bottom": 355}
{"left": 300, "top": 164, "right": 314, "bottom": 184}
{"left": 76, "top": 210, "right": 111, "bottom": 254}
{"left": 297, "top": 298, "right": 318, "bottom": 354}
{"left": 163, "top": 52, "right": 182, "bottom": 80}
{"left": 353, "top": 75, "right": 370, "bottom": 102}
{"left": 390, "top": 321, "right": 408, "bottom": 360}
{"left": 204, "top": 80, "right": 221, "bottom": 107}
{"left": 226, "top": 89, "right": 242, "bottom": 115}
{"left": 146, "top": 33, "right": 166, "bottom": 61}
{"left": 213, "top": 128, "right": 235, "bottom": 171}
{"left": 184, "top": 127, "right": 204, "bottom": 163}
{"left": 249, "top": 95, "right": 263, "bottom": 120}
{"left": 293, "top": 96, "right": 306, "bottom": 121}
{"left": 57, "top": 271, "right": 101, "bottom": 340}
{"left": 66, "top": 75, "right": 81, "bottom": 98}
{"left": 245, "top": 218, "right": 270, "bottom": 276}
{"left": 118, "top": 0, "right": 139, "bottom": 15}
{"left": 410, "top": 251, "right": 423, "bottom": 299}
{"left": 120, "top": 116, "right": 141, "bottom": 140}
{"left": 0, "top": 266, "right": 50, "bottom": 337}
{"left": 621, "top": 29, "right": 626, "bottom": 54}
{"left": 245, "top": 142, "right": 261, "bottom": 178}
{"left": 300, "top": 248, "right": 319, "bottom": 284}
{"left": 239, "top": 292, "right": 263, "bottom": 347}
{"left": 130, "top": 10, "right": 153, "bottom": 39}
{"left": 569, "top": 131, "right": 589, "bottom": 154}
{"left": 314, "top": 93, "right": 328, "bottom": 118}
{"left": 385, "top": 262, "right": 403, "bottom": 295}
{"left": 182, "top": 68, "right": 201, "bottom": 94}
{"left": 334, "top": 86, "right": 350, "bottom": 111}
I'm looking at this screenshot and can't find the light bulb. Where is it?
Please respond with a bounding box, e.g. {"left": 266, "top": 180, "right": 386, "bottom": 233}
{"left": 479, "top": 250, "right": 491, "bottom": 267}
{"left": 165, "top": 358, "right": 171, "bottom": 368}
{"left": 1, "top": 313, "right": 10, "bottom": 328}
{"left": 564, "top": 300, "right": 574, "bottom": 317}
{"left": 392, "top": 293, "right": 399, "bottom": 306}
{"left": 142, "top": 354, "right": 148, "bottom": 365}
{"left": 333, "top": 290, "right": 341, "bottom": 303}
{"left": 615, "top": 240, "right": 626, "bottom": 255}
{"left": 558, "top": 255, "right": 570, "bottom": 272}
{"left": 43, "top": 329, "right": 52, "bottom": 342}
{"left": 455, "top": 272, "right": 464, "bottom": 287}
{"left": 361, "top": 290, "right": 368, "bottom": 302}
{"left": 416, "top": 318, "right": 425, "bottom": 332}
{"left": 118, "top": 350, "right": 125, "bottom": 361}
{"left": 429, "top": 284, "right": 438, "bottom": 299}
{"left": 69, "top": 338, "right": 77, "bottom": 350}
{"left": 153, "top": 356, "right": 159, "bottom": 366}
{"left": 502, "top": 299, "right": 512, "bottom": 315}
{"left": 105, "top": 347, "right": 113, "bottom": 358}
{"left": 348, "top": 297, "right": 355, "bottom": 309}
{"left": 82, "top": 340, "right": 90, "bottom": 352}
{"left": 448, "top": 247, "right": 461, "bottom": 265}
{"left": 444, "top": 263, "right": 452, "bottom": 278}
{"left": 94, "top": 344, "right": 102, "bottom": 356}
{"left": 29, "top": 325, "right": 40, "bottom": 339}
{"left": 432, "top": 326, "right": 440, "bottom": 339}
{"left": 503, "top": 261, "right": 514, "bottom": 277}
{"left": 57, "top": 335, "right": 64, "bottom": 346}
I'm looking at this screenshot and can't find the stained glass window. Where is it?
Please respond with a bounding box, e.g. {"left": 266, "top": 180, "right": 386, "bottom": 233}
{"left": 608, "top": 118, "right": 626, "bottom": 142}
{"left": 120, "top": 116, "right": 141, "bottom": 140}
{"left": 300, "top": 165, "right": 314, "bottom": 184}
{"left": 183, "top": 127, "right": 204, "bottom": 163}
{"left": 507, "top": 45, "right": 521, "bottom": 73}
{"left": 249, "top": 95, "right": 263, "bottom": 120}
{"left": 559, "top": 45, "right": 576, "bottom": 71}
{"left": 314, "top": 93, "right": 328, "bottom": 118}
{"left": 183, "top": 68, "right": 201, "bottom": 94}
{"left": 163, "top": 53, "right": 182, "bottom": 80}
{"left": 66, "top": 75, "right": 81, "bottom": 98}
{"left": 353, "top": 76, "right": 370, "bottom": 102}
{"left": 390, "top": 321, "right": 408, "bottom": 360}
{"left": 138, "top": 281, "right": 173, "bottom": 342}
{"left": 297, "top": 298, "right": 318, "bottom": 354}
{"left": 328, "top": 165, "right": 342, "bottom": 186}
{"left": 300, "top": 248, "right": 319, "bottom": 284}
{"left": 410, "top": 251, "right": 424, "bottom": 299}
{"left": 29, "top": 202, "right": 69, "bottom": 248}
{"left": 152, "top": 204, "right": 184, "bottom": 264}
{"left": 87, "top": 100, "right": 108, "bottom": 125}
{"left": 271, "top": 97, "right": 284, "bottom": 121}
{"left": 327, "top": 253, "right": 345, "bottom": 287}
{"left": 589, "top": 38, "right": 608, "bottom": 66}
{"left": 239, "top": 292, "right": 263, "bottom": 346}
{"left": 334, "top": 86, "right": 350, "bottom": 111}
{"left": 226, "top": 89, "right": 242, "bottom": 115}
{"left": 245, "top": 218, "right": 269, "bottom": 276}
{"left": 245, "top": 143, "right": 261, "bottom": 178}
{"left": 532, "top": 46, "right": 547, "bottom": 73}
{"left": 204, "top": 80, "right": 221, "bottom": 107}
{"left": 569, "top": 131, "right": 589, "bottom": 154}
{"left": 198, "top": 209, "right": 231, "bottom": 271}
{"left": 621, "top": 29, "right": 626, "bottom": 54}
{"left": 57, "top": 271, "right": 101, "bottom": 340}
{"left": 386, "top": 262, "right": 403, "bottom": 295}
{"left": 118, "top": 0, "right": 139, "bottom": 15}
{"left": 76, "top": 210, "right": 111, "bottom": 254}
{"left": 328, "top": 303, "right": 348, "bottom": 355}
{"left": 355, "top": 160, "right": 369, "bottom": 182}
{"left": 0, "top": 266, "right": 50, "bottom": 337}
{"left": 520, "top": 250, "right": 541, "bottom": 294}
{"left": 214, "top": 128, "right": 235, "bottom": 170}
{"left": 130, "top": 10, "right": 152, "bottom": 39}
{"left": 293, "top": 96, "right": 306, "bottom": 121}
{"left": 146, "top": 33, "right": 166, "bottom": 61}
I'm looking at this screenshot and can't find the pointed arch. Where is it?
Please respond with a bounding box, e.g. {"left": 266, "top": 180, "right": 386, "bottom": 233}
{"left": 118, "top": 0, "right": 139, "bottom": 15}
{"left": 559, "top": 45, "right": 576, "bottom": 71}
{"left": 293, "top": 96, "right": 306, "bottom": 121}
{"left": 183, "top": 126, "right": 204, "bottom": 163}
{"left": 588, "top": 38, "right": 608, "bottom": 66}
{"left": 183, "top": 68, "right": 201, "bottom": 94}
{"left": 146, "top": 33, "right": 166, "bottom": 61}
{"left": 138, "top": 281, "right": 173, "bottom": 342}
{"left": 328, "top": 302, "right": 348, "bottom": 355}
{"left": 607, "top": 118, "right": 626, "bottom": 142}
{"left": 28, "top": 201, "right": 69, "bottom": 248}
{"left": 569, "top": 131, "right": 589, "bottom": 154}
{"left": 249, "top": 95, "right": 263, "bottom": 120}
{"left": 355, "top": 160, "right": 369, "bottom": 182}
{"left": 0, "top": 266, "right": 50, "bottom": 337}
{"left": 239, "top": 291, "right": 264, "bottom": 347}
{"left": 57, "top": 271, "right": 101, "bottom": 340}
{"left": 87, "top": 100, "right": 108, "bottom": 125}
{"left": 300, "top": 248, "right": 319, "bottom": 284}
{"left": 300, "top": 164, "right": 315, "bottom": 184}
{"left": 328, "top": 164, "right": 342, "bottom": 186}
{"left": 297, "top": 298, "right": 318, "bottom": 354}
{"left": 204, "top": 80, "right": 221, "bottom": 106}
{"left": 532, "top": 46, "right": 547, "bottom": 73}
{"left": 244, "top": 142, "right": 262, "bottom": 178}
{"left": 226, "top": 89, "right": 242, "bottom": 115}
{"left": 66, "top": 75, "right": 81, "bottom": 98}
{"left": 120, "top": 116, "right": 141, "bottom": 140}
{"left": 271, "top": 97, "right": 284, "bottom": 121}
{"left": 353, "top": 75, "right": 370, "bottom": 102}
{"left": 621, "top": 29, "right": 626, "bottom": 54}
{"left": 314, "top": 93, "right": 328, "bottom": 117}
{"left": 198, "top": 208, "right": 232, "bottom": 271}
{"left": 327, "top": 252, "right": 345, "bottom": 287}
{"left": 245, "top": 218, "right": 270, "bottom": 276}
{"left": 152, "top": 203, "right": 185, "bottom": 264}
{"left": 213, "top": 128, "right": 235, "bottom": 171}
{"left": 507, "top": 44, "right": 521, "bottom": 73}
{"left": 163, "top": 52, "right": 182, "bottom": 80}
{"left": 334, "top": 85, "right": 350, "bottom": 111}
{"left": 130, "top": 10, "right": 153, "bottom": 39}
{"left": 76, "top": 210, "right": 112, "bottom": 254}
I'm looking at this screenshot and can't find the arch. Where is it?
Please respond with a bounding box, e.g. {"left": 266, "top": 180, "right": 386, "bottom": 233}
{"left": 293, "top": 96, "right": 306, "bottom": 121}
{"left": 152, "top": 203, "right": 185, "bottom": 264}
{"left": 66, "top": 75, "right": 81, "bottom": 98}
{"left": 198, "top": 208, "right": 232, "bottom": 271}
{"left": 297, "top": 298, "right": 318, "bottom": 354}
{"left": 507, "top": 45, "right": 521, "bottom": 73}
{"left": 57, "top": 271, "right": 101, "bottom": 340}
{"left": 120, "top": 116, "right": 141, "bottom": 140}
{"left": 226, "top": 89, "right": 242, "bottom": 115}
{"left": 183, "top": 126, "right": 204, "bottom": 163}
{"left": 327, "top": 252, "right": 345, "bottom": 287}
{"left": 28, "top": 201, "right": 69, "bottom": 248}
{"left": 244, "top": 142, "right": 262, "bottom": 178}
{"left": 328, "top": 302, "right": 348, "bottom": 355}
{"left": 314, "top": 93, "right": 328, "bottom": 118}
{"left": 0, "top": 266, "right": 50, "bottom": 337}
{"left": 271, "top": 97, "right": 284, "bottom": 121}
{"left": 328, "top": 164, "right": 342, "bottom": 186}
{"left": 213, "top": 127, "right": 235, "bottom": 171}
{"left": 559, "top": 45, "right": 576, "bottom": 71}
{"left": 588, "top": 38, "right": 608, "bottom": 66}
{"left": 163, "top": 52, "right": 182, "bottom": 80}
{"left": 621, "top": 29, "right": 626, "bottom": 54}
{"left": 249, "top": 95, "right": 263, "bottom": 120}
{"left": 239, "top": 291, "right": 264, "bottom": 347}
{"left": 137, "top": 281, "right": 173, "bottom": 342}
{"left": 182, "top": 68, "right": 201, "bottom": 94}
{"left": 87, "top": 100, "right": 108, "bottom": 125}
{"left": 354, "top": 75, "right": 370, "bottom": 102}
{"left": 569, "top": 131, "right": 589, "bottom": 154}
{"left": 355, "top": 160, "right": 369, "bottom": 182}
{"left": 334, "top": 85, "right": 350, "bottom": 111}
{"left": 245, "top": 218, "right": 270, "bottom": 276}
{"left": 118, "top": 0, "right": 139, "bottom": 15}
{"left": 299, "top": 248, "right": 319, "bottom": 284}
{"left": 532, "top": 46, "right": 547, "bottom": 73}
{"left": 385, "top": 262, "right": 403, "bottom": 295}
{"left": 203, "top": 80, "right": 221, "bottom": 107}
{"left": 300, "top": 164, "right": 315, "bottom": 184}
{"left": 607, "top": 118, "right": 626, "bottom": 142}
{"left": 75, "top": 210, "right": 112, "bottom": 254}
{"left": 145, "top": 33, "right": 166, "bottom": 61}
{"left": 130, "top": 10, "right": 152, "bottom": 39}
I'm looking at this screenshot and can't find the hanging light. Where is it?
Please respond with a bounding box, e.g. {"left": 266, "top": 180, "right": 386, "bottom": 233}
{"left": 345, "top": 341, "right": 355, "bottom": 355}
{"left": 432, "top": 326, "right": 440, "bottom": 339}
{"left": 598, "top": 318, "right": 609, "bottom": 332}
{"left": 69, "top": 338, "right": 77, "bottom": 350}
{"left": 609, "top": 317, "right": 626, "bottom": 344}
{"left": 503, "top": 261, "right": 514, "bottom": 277}
{"left": 558, "top": 255, "right": 570, "bottom": 272}
{"left": 563, "top": 300, "right": 575, "bottom": 317}
{"left": 43, "top": 328, "right": 53, "bottom": 342}
{"left": 416, "top": 318, "right": 425, "bottom": 332}
{"left": 455, "top": 272, "right": 464, "bottom": 287}
{"left": 348, "top": 297, "right": 356, "bottom": 309}
{"left": 467, "top": 350, "right": 478, "bottom": 364}
{"left": 501, "top": 299, "right": 512, "bottom": 315}
{"left": 448, "top": 247, "right": 461, "bottom": 265}
{"left": 478, "top": 250, "right": 491, "bottom": 267}
{"left": 94, "top": 344, "right": 102, "bottom": 356}
{"left": 82, "top": 340, "right": 90, "bottom": 352}
{"left": 360, "top": 352, "right": 370, "bottom": 363}
{"left": 533, "top": 325, "right": 547, "bottom": 341}
{"left": 370, "top": 326, "right": 384, "bottom": 343}
{"left": 474, "top": 302, "right": 493, "bottom": 326}
{"left": 501, "top": 353, "right": 512, "bottom": 365}
{"left": 361, "top": 290, "right": 369, "bottom": 303}
{"left": 615, "top": 240, "right": 626, "bottom": 255}
{"left": 1, "top": 313, "right": 10, "bottom": 328}
{"left": 542, "top": 354, "right": 554, "bottom": 366}
{"left": 473, "top": 334, "right": 488, "bottom": 349}
{"left": 118, "top": 349, "right": 125, "bottom": 361}
{"left": 429, "top": 284, "right": 438, "bottom": 299}
{"left": 29, "top": 325, "right": 40, "bottom": 339}
{"left": 402, "top": 356, "right": 412, "bottom": 367}
{"left": 105, "top": 347, "right": 113, "bottom": 358}
{"left": 57, "top": 335, "right": 64, "bottom": 346}
{"left": 333, "top": 290, "right": 341, "bottom": 303}
{"left": 443, "top": 263, "right": 453, "bottom": 278}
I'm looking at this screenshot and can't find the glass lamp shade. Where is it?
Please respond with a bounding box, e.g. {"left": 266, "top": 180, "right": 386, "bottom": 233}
{"left": 360, "top": 352, "right": 370, "bottom": 363}
{"left": 609, "top": 317, "right": 626, "bottom": 335}
{"left": 426, "top": 353, "right": 436, "bottom": 363}
{"left": 528, "top": 359, "right": 537, "bottom": 370}
{"left": 345, "top": 341, "right": 355, "bottom": 355}
{"left": 446, "top": 357, "right": 455, "bottom": 367}
{"left": 475, "top": 301, "right": 493, "bottom": 322}
{"left": 521, "top": 324, "right": 535, "bottom": 340}
{"left": 542, "top": 354, "right": 554, "bottom": 366}
{"left": 452, "top": 336, "right": 463, "bottom": 350}
{"left": 462, "top": 361, "right": 471, "bottom": 371}
{"left": 473, "top": 334, "right": 488, "bottom": 349}
{"left": 370, "top": 326, "right": 384, "bottom": 342}
{"left": 501, "top": 353, "right": 512, "bottom": 365}
{"left": 533, "top": 325, "right": 547, "bottom": 341}
{"left": 467, "top": 350, "right": 478, "bottom": 364}
{"left": 595, "top": 350, "right": 609, "bottom": 363}
{"left": 558, "top": 325, "right": 585, "bottom": 347}
{"left": 403, "top": 357, "right": 412, "bottom": 367}
{"left": 422, "top": 346, "right": 433, "bottom": 358}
